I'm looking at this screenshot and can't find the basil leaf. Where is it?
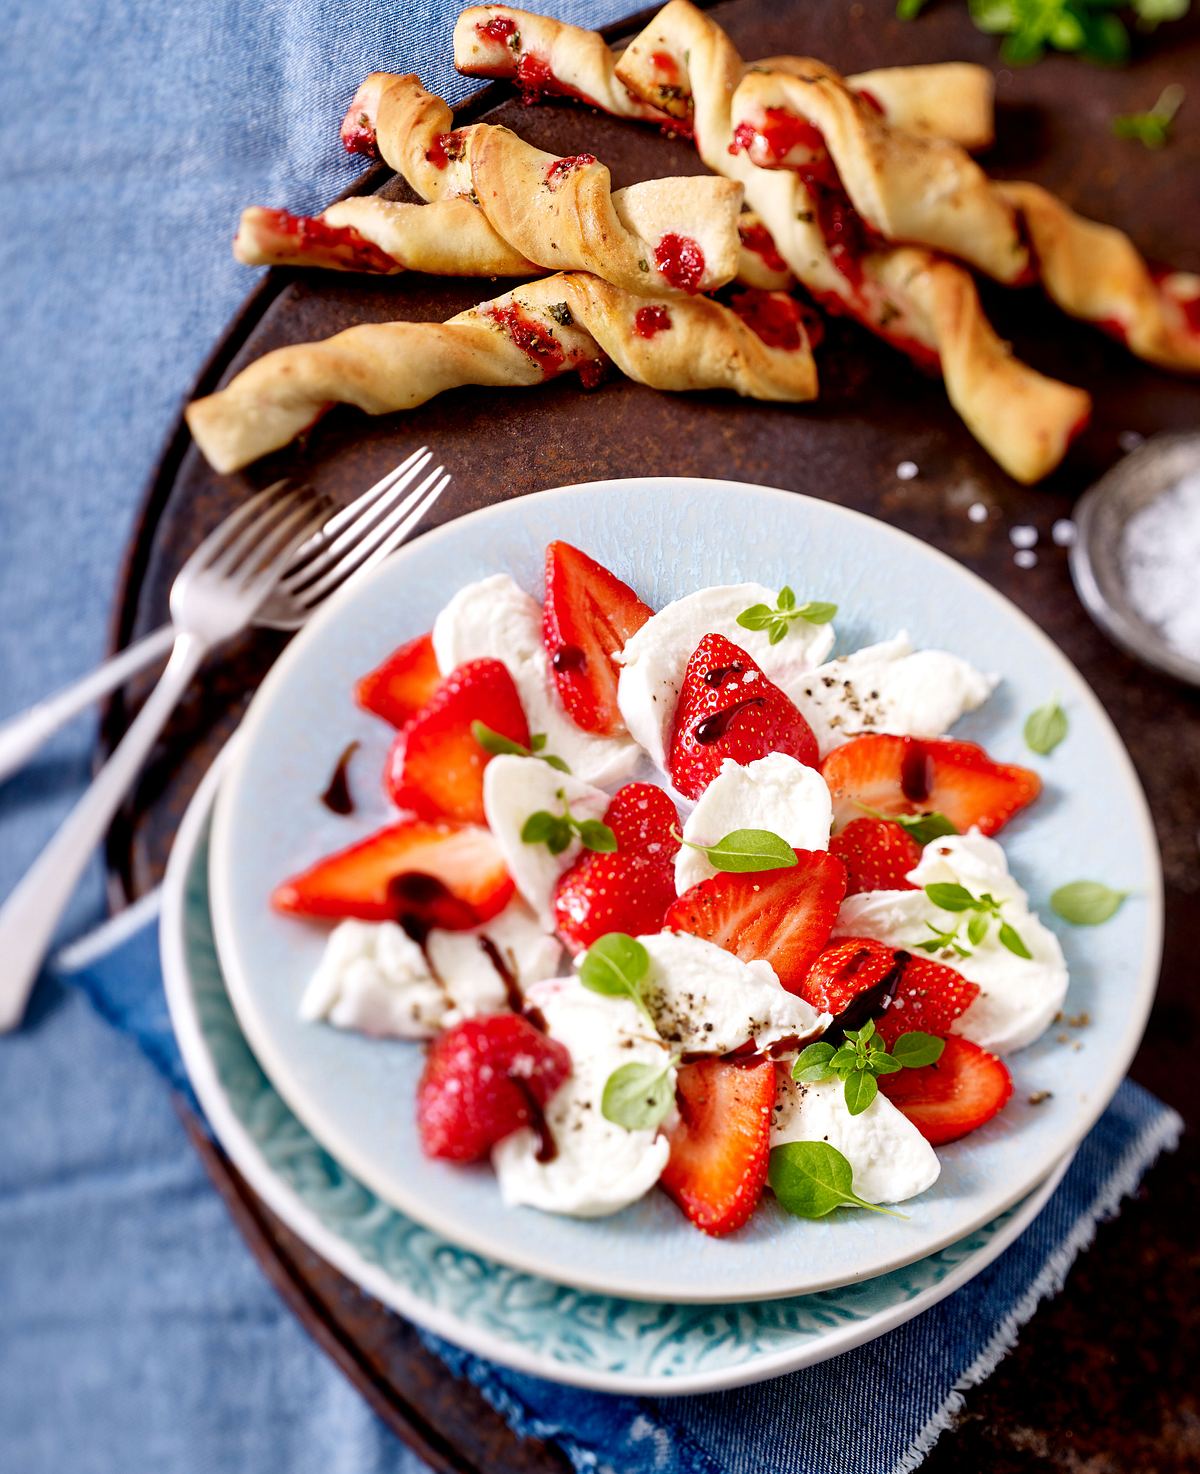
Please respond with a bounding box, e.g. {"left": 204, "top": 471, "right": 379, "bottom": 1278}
{"left": 601, "top": 1060, "right": 675, "bottom": 1131}
{"left": 529, "top": 733, "right": 547, "bottom": 751}
{"left": 542, "top": 753, "right": 572, "bottom": 773}
{"left": 925, "top": 882, "right": 977, "bottom": 913}
{"left": 829, "top": 1047, "right": 860, "bottom": 1076}
{"left": 891, "top": 1032, "right": 946, "bottom": 1069}
{"left": 1024, "top": 699, "right": 1068, "bottom": 756}
{"left": 777, "top": 584, "right": 796, "bottom": 610}
{"left": 894, "top": 810, "right": 958, "bottom": 845}
{"left": 685, "top": 828, "right": 798, "bottom": 874}
{"left": 547, "top": 822, "right": 573, "bottom": 855}
{"left": 473, "top": 721, "right": 531, "bottom": 758}
{"left": 896, "top": 0, "right": 929, "bottom": 18}
{"left": 870, "top": 1052, "right": 904, "bottom": 1075}
{"left": 998, "top": 921, "right": 1033, "bottom": 959}
{"left": 843, "top": 1070, "right": 879, "bottom": 1115}
{"left": 579, "top": 933, "right": 652, "bottom": 1020}
{"left": 967, "top": 912, "right": 989, "bottom": 947}
{"left": 736, "top": 605, "right": 775, "bottom": 632}
{"left": 520, "top": 810, "right": 557, "bottom": 844}
{"left": 796, "top": 600, "right": 838, "bottom": 625}
{"left": 577, "top": 819, "right": 618, "bottom": 853}
{"left": 792, "top": 1042, "right": 837, "bottom": 1083}
{"left": 768, "top": 619, "right": 789, "bottom": 645}
{"left": 769, "top": 1141, "right": 905, "bottom": 1219}
{"left": 1050, "top": 880, "right": 1129, "bottom": 926}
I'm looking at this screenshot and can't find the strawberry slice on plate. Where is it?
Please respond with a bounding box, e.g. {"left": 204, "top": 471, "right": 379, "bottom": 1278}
{"left": 802, "top": 937, "right": 979, "bottom": 1046}
{"left": 553, "top": 851, "right": 678, "bottom": 956}
{"left": 879, "top": 1035, "right": 1012, "bottom": 1144}
{"left": 821, "top": 735, "right": 1040, "bottom": 836}
{"left": 664, "top": 848, "right": 846, "bottom": 993}
{"left": 661, "top": 1056, "right": 776, "bottom": 1235}
{"left": 418, "top": 1014, "right": 572, "bottom": 1161}
{"left": 272, "top": 819, "right": 514, "bottom": 930}
{"left": 830, "top": 816, "right": 920, "bottom": 894}
{"left": 355, "top": 631, "right": 441, "bottom": 727}
{"left": 386, "top": 658, "right": 530, "bottom": 824}
{"left": 543, "top": 541, "right": 653, "bottom": 735}
{"left": 603, "top": 781, "right": 681, "bottom": 864}
{"left": 668, "top": 632, "right": 819, "bottom": 801}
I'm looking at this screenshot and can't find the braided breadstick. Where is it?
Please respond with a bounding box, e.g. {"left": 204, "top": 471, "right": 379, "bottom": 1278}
{"left": 332, "top": 73, "right": 742, "bottom": 295}
{"left": 185, "top": 272, "right": 818, "bottom": 473}
{"left": 463, "top": 1, "right": 1086, "bottom": 482}
{"left": 453, "top": 6, "right": 996, "bottom": 149}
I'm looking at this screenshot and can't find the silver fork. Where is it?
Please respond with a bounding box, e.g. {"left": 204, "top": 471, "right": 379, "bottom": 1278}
{"left": 0, "top": 447, "right": 443, "bottom": 783}
{"left": 0, "top": 457, "right": 449, "bottom": 1032}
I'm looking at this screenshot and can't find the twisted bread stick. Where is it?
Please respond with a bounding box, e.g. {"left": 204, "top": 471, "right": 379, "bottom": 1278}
{"left": 453, "top": 7, "right": 996, "bottom": 149}
{"left": 185, "top": 272, "right": 818, "bottom": 473}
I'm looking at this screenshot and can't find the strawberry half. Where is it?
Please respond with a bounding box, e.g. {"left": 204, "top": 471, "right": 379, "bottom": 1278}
{"left": 386, "top": 658, "right": 530, "bottom": 824}
{"left": 417, "top": 1013, "right": 572, "bottom": 1162}
{"left": 660, "top": 1056, "right": 776, "bottom": 1235}
{"left": 668, "top": 633, "right": 818, "bottom": 801}
{"left": 553, "top": 784, "right": 680, "bottom": 954}
{"left": 355, "top": 632, "right": 441, "bottom": 728}
{"left": 821, "top": 735, "right": 1040, "bottom": 837}
{"left": 879, "top": 1035, "right": 1012, "bottom": 1144}
{"left": 664, "top": 849, "right": 846, "bottom": 994}
{"left": 271, "top": 819, "right": 514, "bottom": 930}
{"left": 543, "top": 541, "right": 654, "bottom": 735}
{"left": 801, "top": 937, "right": 980, "bottom": 1046}
{"left": 830, "top": 817, "right": 920, "bottom": 894}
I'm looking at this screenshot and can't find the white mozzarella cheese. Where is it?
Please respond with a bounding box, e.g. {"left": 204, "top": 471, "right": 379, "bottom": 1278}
{"left": 637, "top": 931, "right": 828, "bottom": 1055}
{"left": 492, "top": 976, "right": 673, "bottom": 1217}
{"left": 675, "top": 753, "right": 832, "bottom": 893}
{"left": 482, "top": 754, "right": 610, "bottom": 929}
{"left": 432, "top": 572, "right": 639, "bottom": 786}
{"left": 300, "top": 920, "right": 445, "bottom": 1038}
{"left": 615, "top": 582, "right": 835, "bottom": 772}
{"left": 784, "top": 633, "right": 997, "bottom": 756}
{"left": 426, "top": 900, "right": 564, "bottom": 1016}
{"left": 834, "top": 831, "right": 1068, "bottom": 1055}
{"left": 770, "top": 1073, "right": 941, "bottom": 1204}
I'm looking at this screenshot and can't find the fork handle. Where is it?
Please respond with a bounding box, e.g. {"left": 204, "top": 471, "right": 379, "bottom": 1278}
{"left": 0, "top": 625, "right": 176, "bottom": 785}
{"left": 0, "top": 632, "right": 208, "bottom": 1033}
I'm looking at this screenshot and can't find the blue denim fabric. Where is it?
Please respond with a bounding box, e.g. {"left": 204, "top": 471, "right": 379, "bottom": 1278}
{"left": 0, "top": 3, "right": 1182, "bottom": 1471}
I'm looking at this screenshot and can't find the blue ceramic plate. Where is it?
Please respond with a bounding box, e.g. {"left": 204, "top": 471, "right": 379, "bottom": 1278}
{"left": 209, "top": 478, "right": 1161, "bottom": 1304}
{"left": 166, "top": 757, "right": 1073, "bottom": 1394}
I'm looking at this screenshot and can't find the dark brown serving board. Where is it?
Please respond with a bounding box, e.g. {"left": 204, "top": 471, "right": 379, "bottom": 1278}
{"left": 102, "top": 2, "right": 1200, "bottom": 1468}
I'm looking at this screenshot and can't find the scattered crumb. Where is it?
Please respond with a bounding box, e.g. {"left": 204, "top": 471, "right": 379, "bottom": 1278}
{"left": 1073, "top": 1042, "right": 1083, "bottom": 1052}
{"left": 1028, "top": 1090, "right": 1053, "bottom": 1106}
{"left": 968, "top": 502, "right": 989, "bottom": 524}
{"left": 1118, "top": 430, "right": 1145, "bottom": 454}
{"left": 1056, "top": 1031, "right": 1070, "bottom": 1044}
{"left": 1014, "top": 549, "right": 1038, "bottom": 570}
{"left": 1054, "top": 1011, "right": 1065, "bottom": 1024}
{"left": 1066, "top": 1011, "right": 1091, "bottom": 1028}
{"left": 1052, "top": 519, "right": 1077, "bottom": 548}
{"left": 896, "top": 460, "right": 918, "bottom": 481}
{"left": 1010, "top": 525, "right": 1039, "bottom": 549}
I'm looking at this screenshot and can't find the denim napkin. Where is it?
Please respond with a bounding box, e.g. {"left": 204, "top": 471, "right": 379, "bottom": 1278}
{"left": 51, "top": 899, "right": 1181, "bottom": 1474}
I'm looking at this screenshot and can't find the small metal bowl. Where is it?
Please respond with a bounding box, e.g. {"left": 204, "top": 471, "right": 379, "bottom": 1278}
{"left": 1070, "top": 432, "right": 1200, "bottom": 690}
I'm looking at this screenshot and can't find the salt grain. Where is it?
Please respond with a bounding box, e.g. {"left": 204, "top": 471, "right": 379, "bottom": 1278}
{"left": 896, "top": 460, "right": 918, "bottom": 481}
{"left": 968, "top": 502, "right": 989, "bottom": 524}
{"left": 1014, "top": 549, "right": 1038, "bottom": 569}
{"left": 1010, "top": 525, "right": 1038, "bottom": 549}
{"left": 1121, "top": 471, "right": 1200, "bottom": 661}
{"left": 1051, "top": 519, "right": 1077, "bottom": 547}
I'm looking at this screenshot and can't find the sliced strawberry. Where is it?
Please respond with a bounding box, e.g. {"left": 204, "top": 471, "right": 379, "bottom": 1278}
{"left": 879, "top": 1035, "right": 1012, "bottom": 1144}
{"left": 603, "top": 781, "right": 681, "bottom": 864}
{"left": 830, "top": 817, "right": 920, "bottom": 894}
{"left": 660, "top": 1056, "right": 775, "bottom": 1235}
{"left": 801, "top": 938, "right": 979, "bottom": 1046}
{"left": 272, "top": 819, "right": 513, "bottom": 930}
{"left": 664, "top": 849, "right": 846, "bottom": 994}
{"left": 417, "top": 1014, "right": 572, "bottom": 1162}
{"left": 821, "top": 735, "right": 1041, "bottom": 837}
{"left": 355, "top": 632, "right": 441, "bottom": 728}
{"left": 386, "top": 658, "right": 529, "bottom": 824}
{"left": 543, "top": 541, "right": 654, "bottom": 735}
{"left": 553, "top": 851, "right": 678, "bottom": 956}
{"left": 668, "top": 633, "right": 819, "bottom": 801}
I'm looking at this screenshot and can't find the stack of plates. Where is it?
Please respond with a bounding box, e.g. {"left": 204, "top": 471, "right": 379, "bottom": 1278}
{"left": 161, "top": 479, "right": 1162, "bottom": 1395}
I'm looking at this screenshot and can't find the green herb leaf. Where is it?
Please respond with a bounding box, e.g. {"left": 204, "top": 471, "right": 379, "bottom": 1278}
{"left": 925, "top": 882, "right": 978, "bottom": 913}
{"left": 1024, "top": 699, "right": 1068, "bottom": 755}
{"left": 895, "top": 811, "right": 959, "bottom": 845}
{"left": 1113, "top": 83, "right": 1185, "bottom": 149}
{"left": 792, "top": 1042, "right": 837, "bottom": 1083}
{"left": 737, "top": 589, "right": 837, "bottom": 644}
{"left": 843, "top": 1070, "right": 879, "bottom": 1115}
{"left": 735, "top": 604, "right": 775, "bottom": 632}
{"left": 896, "top": 0, "right": 929, "bottom": 17}
{"left": 579, "top": 932, "right": 655, "bottom": 1023}
{"left": 795, "top": 600, "right": 838, "bottom": 625}
{"left": 769, "top": 1141, "right": 906, "bottom": 1219}
{"left": 521, "top": 810, "right": 560, "bottom": 845}
{"left": 829, "top": 1046, "right": 860, "bottom": 1077}
{"left": 577, "top": 819, "right": 618, "bottom": 853}
{"left": 891, "top": 1032, "right": 946, "bottom": 1069}
{"left": 967, "top": 912, "right": 989, "bottom": 947}
{"left": 1050, "top": 880, "right": 1129, "bottom": 926}
{"left": 472, "top": 720, "right": 570, "bottom": 773}
{"left": 870, "top": 1051, "right": 905, "bottom": 1075}
{"left": 677, "top": 827, "right": 798, "bottom": 874}
{"left": 998, "top": 921, "right": 1033, "bottom": 959}
{"left": 601, "top": 1059, "right": 676, "bottom": 1131}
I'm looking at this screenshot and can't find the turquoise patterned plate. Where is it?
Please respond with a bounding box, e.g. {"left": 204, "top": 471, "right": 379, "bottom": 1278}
{"left": 166, "top": 753, "right": 1072, "bottom": 1395}
{"left": 207, "top": 479, "right": 1160, "bottom": 1305}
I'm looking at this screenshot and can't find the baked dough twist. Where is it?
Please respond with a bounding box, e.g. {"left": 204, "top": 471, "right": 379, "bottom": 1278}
{"left": 453, "top": 7, "right": 996, "bottom": 149}
{"left": 458, "top": 1, "right": 1087, "bottom": 482}
{"left": 185, "top": 272, "right": 818, "bottom": 473}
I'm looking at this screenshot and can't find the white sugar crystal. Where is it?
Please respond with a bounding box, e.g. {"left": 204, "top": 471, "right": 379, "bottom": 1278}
{"left": 1010, "top": 525, "right": 1038, "bottom": 550}
{"left": 896, "top": 460, "right": 918, "bottom": 481}
{"left": 1014, "top": 549, "right": 1038, "bottom": 570}
{"left": 968, "top": 502, "right": 989, "bottom": 524}
{"left": 1121, "top": 472, "right": 1200, "bottom": 661}
{"left": 1051, "top": 518, "right": 1077, "bottom": 547}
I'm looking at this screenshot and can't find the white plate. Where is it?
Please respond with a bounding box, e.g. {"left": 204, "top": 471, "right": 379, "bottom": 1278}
{"left": 209, "top": 477, "right": 1162, "bottom": 1303}
{"left": 166, "top": 755, "right": 1074, "bottom": 1395}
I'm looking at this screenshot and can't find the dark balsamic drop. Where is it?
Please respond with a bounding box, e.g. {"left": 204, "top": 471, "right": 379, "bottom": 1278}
{"left": 693, "top": 696, "right": 765, "bottom": 745}
{"left": 900, "top": 742, "right": 934, "bottom": 805}
{"left": 822, "top": 951, "right": 913, "bottom": 1045}
{"left": 551, "top": 644, "right": 586, "bottom": 672}
{"left": 703, "top": 662, "right": 745, "bottom": 687}
{"left": 512, "top": 1079, "right": 558, "bottom": 1163}
{"left": 479, "top": 936, "right": 524, "bottom": 1013}
{"left": 319, "top": 741, "right": 360, "bottom": 815}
